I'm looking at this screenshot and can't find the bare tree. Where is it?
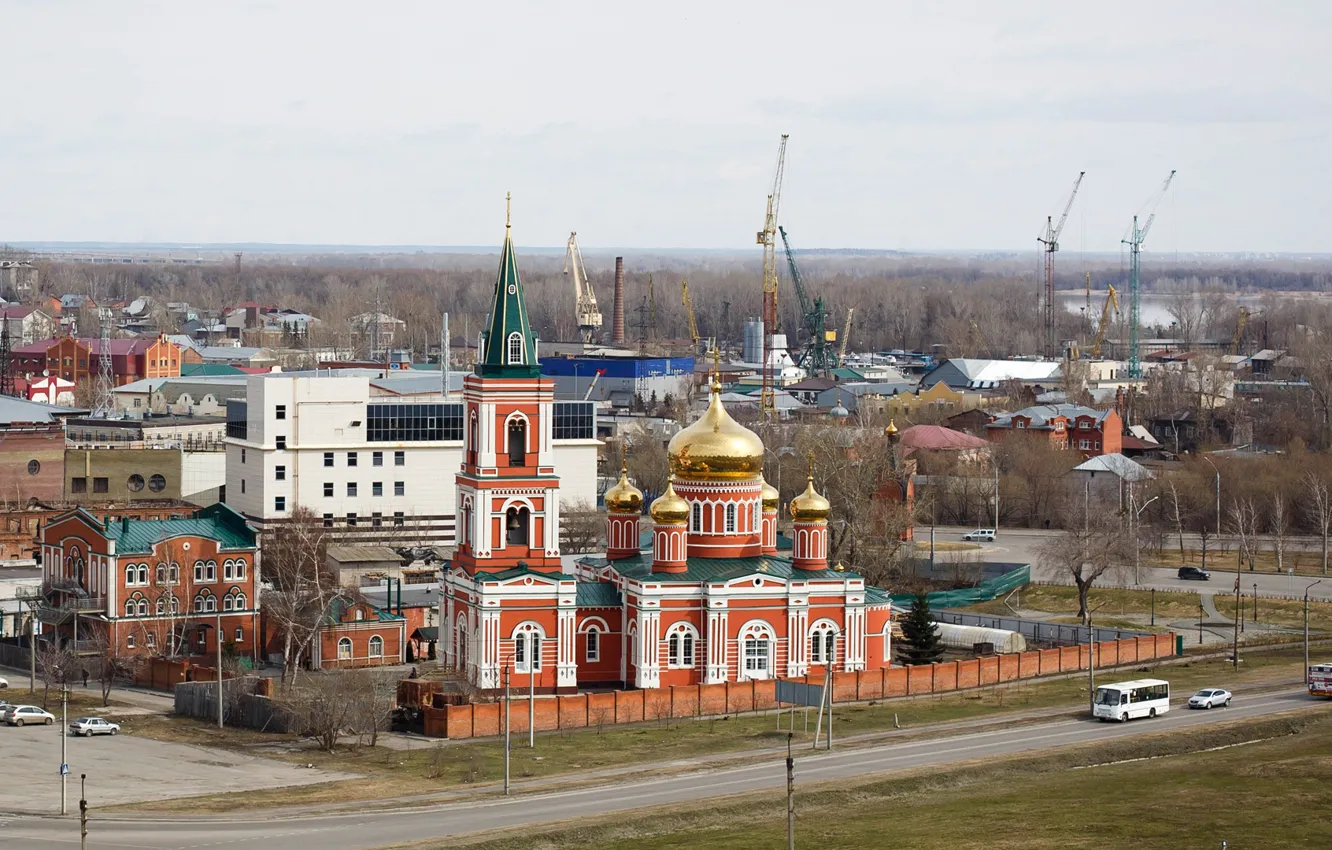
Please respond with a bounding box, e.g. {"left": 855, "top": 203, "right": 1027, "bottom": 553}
{"left": 262, "top": 507, "right": 337, "bottom": 683}
{"left": 275, "top": 673, "right": 359, "bottom": 753}
{"left": 91, "top": 632, "right": 139, "bottom": 707}
{"left": 36, "top": 643, "right": 77, "bottom": 708}
{"left": 560, "top": 499, "right": 604, "bottom": 554}
{"left": 1036, "top": 515, "right": 1131, "bottom": 623}
{"left": 1303, "top": 471, "right": 1332, "bottom": 576}
{"left": 1270, "top": 493, "right": 1290, "bottom": 574}
{"left": 1229, "top": 498, "right": 1260, "bottom": 573}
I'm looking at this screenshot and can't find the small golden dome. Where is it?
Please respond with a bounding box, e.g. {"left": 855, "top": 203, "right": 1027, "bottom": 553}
{"left": 789, "top": 476, "right": 831, "bottom": 522}
{"left": 884, "top": 419, "right": 899, "bottom": 438}
{"left": 604, "top": 463, "right": 643, "bottom": 514}
{"left": 667, "top": 385, "right": 765, "bottom": 480}
{"left": 649, "top": 477, "right": 690, "bottom": 525}
{"left": 760, "top": 476, "right": 780, "bottom": 512}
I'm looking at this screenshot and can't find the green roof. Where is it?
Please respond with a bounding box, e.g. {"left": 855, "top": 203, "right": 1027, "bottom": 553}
{"left": 477, "top": 564, "right": 576, "bottom": 583}
{"left": 576, "top": 582, "right": 622, "bottom": 607}
{"left": 476, "top": 202, "right": 540, "bottom": 378}
{"left": 327, "top": 596, "right": 403, "bottom": 624}
{"left": 180, "top": 363, "right": 244, "bottom": 376}
{"left": 581, "top": 552, "right": 859, "bottom": 584}
{"left": 104, "top": 503, "right": 255, "bottom": 555}
{"left": 831, "top": 367, "right": 864, "bottom": 381}
{"left": 865, "top": 586, "right": 891, "bottom": 605}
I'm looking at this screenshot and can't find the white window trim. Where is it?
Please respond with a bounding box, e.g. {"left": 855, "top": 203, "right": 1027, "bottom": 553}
{"left": 507, "top": 332, "right": 525, "bottom": 365}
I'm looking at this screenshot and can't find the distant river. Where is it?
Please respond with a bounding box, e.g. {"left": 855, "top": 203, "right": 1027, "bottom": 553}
{"left": 1055, "top": 291, "right": 1315, "bottom": 330}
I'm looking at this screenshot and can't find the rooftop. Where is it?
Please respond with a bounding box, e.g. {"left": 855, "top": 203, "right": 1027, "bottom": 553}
{"left": 579, "top": 551, "right": 874, "bottom": 588}
{"left": 0, "top": 395, "right": 88, "bottom": 425}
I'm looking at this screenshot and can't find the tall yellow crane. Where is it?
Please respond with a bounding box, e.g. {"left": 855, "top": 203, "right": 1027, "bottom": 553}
{"left": 758, "top": 135, "right": 789, "bottom": 414}
{"left": 1089, "top": 285, "right": 1120, "bottom": 359}
{"left": 839, "top": 307, "right": 855, "bottom": 360}
{"left": 681, "top": 279, "right": 700, "bottom": 348}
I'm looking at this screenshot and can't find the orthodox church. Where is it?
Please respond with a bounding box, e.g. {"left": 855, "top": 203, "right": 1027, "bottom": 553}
{"left": 442, "top": 201, "right": 894, "bottom": 694}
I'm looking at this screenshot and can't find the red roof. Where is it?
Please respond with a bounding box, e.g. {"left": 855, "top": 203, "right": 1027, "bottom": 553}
{"left": 1, "top": 305, "right": 35, "bottom": 319}
{"left": 12, "top": 337, "right": 154, "bottom": 356}
{"left": 898, "top": 424, "right": 992, "bottom": 453}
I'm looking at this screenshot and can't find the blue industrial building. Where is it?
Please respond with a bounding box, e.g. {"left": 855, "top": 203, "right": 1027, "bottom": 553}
{"left": 540, "top": 355, "right": 694, "bottom": 407}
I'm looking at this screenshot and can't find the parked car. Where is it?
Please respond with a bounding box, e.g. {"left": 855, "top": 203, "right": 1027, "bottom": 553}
{"left": 962, "top": 529, "right": 996, "bottom": 542}
{"left": 1178, "top": 566, "right": 1211, "bottom": 581}
{"left": 1, "top": 704, "right": 56, "bottom": 726}
{"left": 69, "top": 717, "right": 120, "bottom": 736}
{"left": 0, "top": 675, "right": 9, "bottom": 689}
{"left": 1188, "top": 688, "right": 1232, "bottom": 709}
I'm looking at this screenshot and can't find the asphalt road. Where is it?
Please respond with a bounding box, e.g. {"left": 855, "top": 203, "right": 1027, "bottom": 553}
{"left": 929, "top": 525, "right": 1332, "bottom": 601}
{"left": 6, "top": 688, "right": 1325, "bottom": 850}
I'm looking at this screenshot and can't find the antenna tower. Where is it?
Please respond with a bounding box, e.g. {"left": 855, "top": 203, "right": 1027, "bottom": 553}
{"left": 92, "top": 306, "right": 116, "bottom": 418}
{"left": 0, "top": 317, "right": 14, "bottom": 396}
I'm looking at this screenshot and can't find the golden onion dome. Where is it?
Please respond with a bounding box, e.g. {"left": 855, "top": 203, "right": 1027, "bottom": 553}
{"left": 667, "top": 385, "right": 765, "bottom": 480}
{"left": 789, "top": 476, "right": 832, "bottom": 522}
{"left": 603, "top": 463, "right": 643, "bottom": 514}
{"left": 884, "top": 419, "right": 899, "bottom": 439}
{"left": 760, "top": 476, "right": 780, "bottom": 512}
{"left": 649, "top": 477, "right": 690, "bottom": 525}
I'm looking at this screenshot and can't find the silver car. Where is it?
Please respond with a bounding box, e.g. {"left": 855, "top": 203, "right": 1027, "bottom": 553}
{"left": 1188, "top": 688, "right": 1232, "bottom": 709}
{"left": 1, "top": 704, "right": 56, "bottom": 726}
{"left": 69, "top": 717, "right": 120, "bottom": 736}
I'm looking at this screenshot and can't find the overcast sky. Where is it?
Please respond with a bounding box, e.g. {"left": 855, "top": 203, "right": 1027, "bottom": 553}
{"left": 2, "top": 1, "right": 1328, "bottom": 252}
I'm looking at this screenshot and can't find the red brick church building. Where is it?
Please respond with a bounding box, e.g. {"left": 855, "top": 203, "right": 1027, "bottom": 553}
{"left": 442, "top": 201, "right": 893, "bottom": 694}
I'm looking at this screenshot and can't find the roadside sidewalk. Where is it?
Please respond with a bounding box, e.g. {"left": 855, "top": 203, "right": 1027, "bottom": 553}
{"left": 0, "top": 663, "right": 172, "bottom": 714}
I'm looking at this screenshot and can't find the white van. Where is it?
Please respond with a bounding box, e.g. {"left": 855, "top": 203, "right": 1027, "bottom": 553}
{"left": 962, "top": 529, "right": 996, "bottom": 542}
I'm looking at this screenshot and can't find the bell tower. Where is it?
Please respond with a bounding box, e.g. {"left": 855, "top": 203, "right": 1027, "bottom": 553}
{"left": 452, "top": 195, "right": 562, "bottom": 574}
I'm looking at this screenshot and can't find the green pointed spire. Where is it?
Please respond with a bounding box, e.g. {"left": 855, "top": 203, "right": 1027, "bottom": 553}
{"left": 477, "top": 193, "right": 540, "bottom": 377}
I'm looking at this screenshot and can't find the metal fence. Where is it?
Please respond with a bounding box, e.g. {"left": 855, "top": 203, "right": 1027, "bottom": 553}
{"left": 933, "top": 610, "right": 1152, "bottom": 646}
{"left": 174, "top": 677, "right": 292, "bottom": 732}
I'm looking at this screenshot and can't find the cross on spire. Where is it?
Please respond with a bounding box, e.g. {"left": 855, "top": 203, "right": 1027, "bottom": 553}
{"left": 505, "top": 191, "right": 512, "bottom": 229}
{"left": 807, "top": 450, "right": 815, "bottom": 481}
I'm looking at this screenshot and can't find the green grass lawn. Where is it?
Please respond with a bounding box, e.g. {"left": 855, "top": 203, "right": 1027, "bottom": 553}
{"left": 963, "top": 584, "right": 1201, "bottom": 622}
{"left": 441, "top": 710, "right": 1332, "bottom": 850}
{"left": 1215, "top": 594, "right": 1332, "bottom": 633}
{"left": 2, "top": 686, "right": 121, "bottom": 715}
{"left": 1151, "top": 546, "right": 1332, "bottom": 576}
{"left": 117, "top": 647, "right": 1314, "bottom": 813}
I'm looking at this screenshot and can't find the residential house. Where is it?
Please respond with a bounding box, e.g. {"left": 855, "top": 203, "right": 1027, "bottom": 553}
{"left": 308, "top": 596, "right": 406, "bottom": 669}
{"left": 34, "top": 504, "right": 259, "bottom": 661}
{"left": 0, "top": 260, "right": 38, "bottom": 295}
{"left": 0, "top": 395, "right": 86, "bottom": 505}
{"left": 10, "top": 334, "right": 184, "bottom": 387}
{"left": 0, "top": 499, "right": 198, "bottom": 564}
{"left": 985, "top": 403, "right": 1123, "bottom": 457}
{"left": 868, "top": 381, "right": 986, "bottom": 422}
{"left": 1067, "top": 453, "right": 1155, "bottom": 512}
{"left": 197, "top": 346, "right": 278, "bottom": 369}
{"left": 1, "top": 305, "right": 58, "bottom": 345}
{"left": 918, "top": 358, "right": 1062, "bottom": 392}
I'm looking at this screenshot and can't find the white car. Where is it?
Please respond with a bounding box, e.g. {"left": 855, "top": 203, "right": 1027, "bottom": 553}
{"left": 0, "top": 675, "right": 8, "bottom": 689}
{"left": 2, "top": 704, "right": 56, "bottom": 726}
{"left": 962, "top": 529, "right": 996, "bottom": 542}
{"left": 69, "top": 717, "right": 120, "bottom": 736}
{"left": 1188, "top": 688, "right": 1232, "bottom": 709}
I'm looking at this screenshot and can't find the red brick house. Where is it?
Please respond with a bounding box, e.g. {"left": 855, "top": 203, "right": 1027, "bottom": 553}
{"left": 34, "top": 504, "right": 259, "bottom": 662}
{"left": 984, "top": 404, "right": 1122, "bottom": 457}
{"left": 11, "top": 334, "right": 184, "bottom": 387}
{"left": 309, "top": 597, "right": 406, "bottom": 669}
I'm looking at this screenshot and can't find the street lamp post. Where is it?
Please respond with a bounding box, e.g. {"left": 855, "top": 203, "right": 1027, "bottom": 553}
{"left": 1306, "top": 581, "right": 1323, "bottom": 682}
{"left": 1131, "top": 493, "right": 1160, "bottom": 586}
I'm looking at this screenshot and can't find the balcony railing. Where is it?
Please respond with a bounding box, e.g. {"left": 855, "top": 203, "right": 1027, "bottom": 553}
{"left": 33, "top": 597, "right": 106, "bottom": 624}
{"left": 14, "top": 585, "right": 45, "bottom": 601}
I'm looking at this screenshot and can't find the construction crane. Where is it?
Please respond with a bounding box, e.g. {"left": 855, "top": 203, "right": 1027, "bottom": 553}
{"left": 564, "top": 232, "right": 602, "bottom": 344}
{"left": 1123, "top": 170, "right": 1177, "bottom": 378}
{"left": 839, "top": 307, "right": 855, "bottom": 360}
{"left": 1037, "top": 171, "right": 1085, "bottom": 359}
{"left": 779, "top": 226, "right": 838, "bottom": 376}
{"left": 1232, "top": 307, "right": 1250, "bottom": 355}
{"left": 757, "top": 134, "right": 789, "bottom": 414}
{"left": 681, "top": 279, "right": 701, "bottom": 349}
{"left": 583, "top": 368, "right": 605, "bottom": 401}
{"left": 1089, "top": 284, "right": 1120, "bottom": 359}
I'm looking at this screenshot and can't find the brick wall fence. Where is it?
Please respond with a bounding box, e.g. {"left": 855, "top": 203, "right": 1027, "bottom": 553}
{"left": 418, "top": 632, "right": 1178, "bottom": 740}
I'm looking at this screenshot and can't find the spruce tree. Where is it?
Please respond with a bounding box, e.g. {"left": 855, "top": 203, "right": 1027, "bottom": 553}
{"left": 898, "top": 591, "right": 944, "bottom": 665}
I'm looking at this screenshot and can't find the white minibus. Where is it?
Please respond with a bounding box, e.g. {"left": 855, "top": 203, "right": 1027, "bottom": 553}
{"left": 1092, "top": 678, "right": 1170, "bottom": 722}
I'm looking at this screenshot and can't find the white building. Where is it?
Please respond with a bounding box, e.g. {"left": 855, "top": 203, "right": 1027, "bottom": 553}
{"left": 223, "top": 373, "right": 600, "bottom": 546}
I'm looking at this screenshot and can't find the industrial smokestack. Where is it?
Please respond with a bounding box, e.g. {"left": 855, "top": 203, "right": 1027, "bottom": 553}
{"left": 612, "top": 256, "right": 626, "bottom": 345}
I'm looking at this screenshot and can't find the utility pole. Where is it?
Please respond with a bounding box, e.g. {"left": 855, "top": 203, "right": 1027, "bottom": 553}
{"left": 503, "top": 665, "right": 511, "bottom": 796}
{"left": 61, "top": 686, "right": 68, "bottom": 815}
{"left": 528, "top": 662, "right": 535, "bottom": 749}
{"left": 786, "top": 733, "right": 795, "bottom": 850}
{"left": 1306, "top": 581, "right": 1323, "bottom": 680}
{"left": 1087, "top": 618, "right": 1096, "bottom": 715}
{"left": 217, "top": 610, "right": 224, "bottom": 729}
{"left": 79, "top": 774, "right": 88, "bottom": 850}
{"left": 29, "top": 614, "right": 36, "bottom": 691}
{"left": 442, "top": 312, "right": 451, "bottom": 399}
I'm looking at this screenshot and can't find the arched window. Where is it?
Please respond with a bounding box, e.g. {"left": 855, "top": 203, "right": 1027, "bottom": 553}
{"left": 137, "top": 599, "right": 148, "bottom": 616}
{"left": 146, "top": 631, "right": 156, "bottom": 650}
{"left": 124, "top": 564, "right": 136, "bottom": 586}
{"left": 507, "top": 332, "right": 524, "bottom": 365}
{"left": 223, "top": 595, "right": 233, "bottom": 612}
{"left": 810, "top": 621, "right": 839, "bottom": 665}
{"left": 125, "top": 599, "right": 136, "bottom": 617}
{"left": 233, "top": 592, "right": 246, "bottom": 610}
{"left": 232, "top": 559, "right": 244, "bottom": 580}
{"left": 725, "top": 503, "right": 737, "bottom": 533}
{"left": 194, "top": 560, "right": 205, "bottom": 582}
{"left": 738, "top": 621, "right": 775, "bottom": 680}
{"left": 512, "top": 622, "right": 544, "bottom": 673}
{"left": 337, "top": 637, "right": 353, "bottom": 660}
{"left": 169, "top": 562, "right": 179, "bottom": 583}
{"left": 368, "top": 635, "right": 384, "bottom": 658}
{"left": 691, "top": 502, "right": 702, "bottom": 532}
{"left": 156, "top": 598, "right": 165, "bottom": 616}
{"left": 224, "top": 559, "right": 234, "bottom": 580}
{"left": 507, "top": 418, "right": 526, "bottom": 466}
{"left": 666, "top": 623, "right": 698, "bottom": 668}
{"left": 155, "top": 563, "right": 167, "bottom": 585}
{"left": 585, "top": 626, "right": 601, "bottom": 662}
{"left": 137, "top": 564, "right": 148, "bottom": 585}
